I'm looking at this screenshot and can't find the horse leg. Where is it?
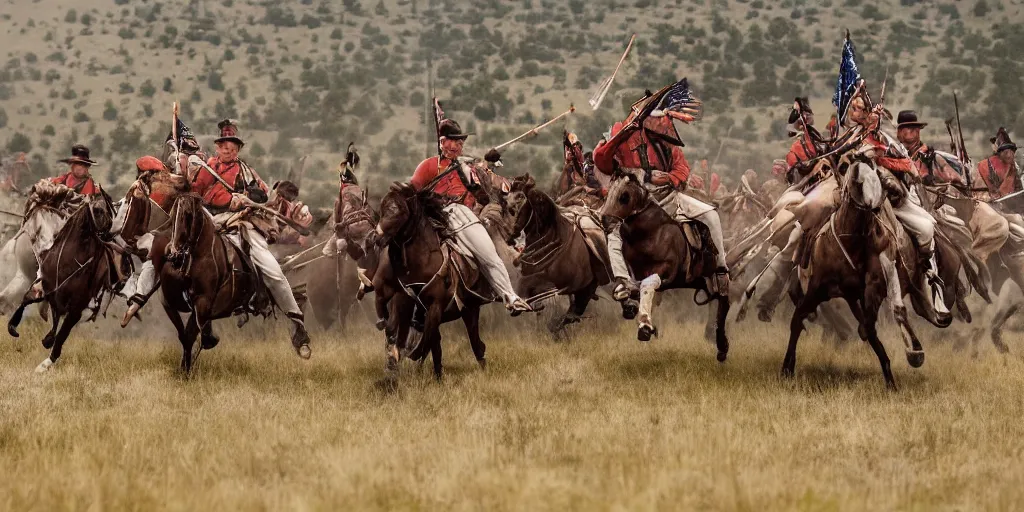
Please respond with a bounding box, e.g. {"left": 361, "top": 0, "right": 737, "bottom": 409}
{"left": 420, "top": 304, "right": 444, "bottom": 380}
{"left": 7, "top": 293, "right": 46, "bottom": 338}
{"left": 461, "top": 304, "right": 486, "bottom": 370}
{"left": 200, "top": 322, "right": 220, "bottom": 350}
{"left": 782, "top": 289, "right": 823, "bottom": 378}
{"left": 989, "top": 280, "right": 1021, "bottom": 354}
{"left": 715, "top": 295, "right": 730, "bottom": 363}
{"left": 42, "top": 310, "right": 63, "bottom": 349}
{"left": 636, "top": 274, "right": 662, "bottom": 342}
{"left": 862, "top": 307, "right": 897, "bottom": 390}
{"left": 866, "top": 261, "right": 897, "bottom": 389}
{"left": 179, "top": 313, "right": 201, "bottom": 374}
{"left": 36, "top": 309, "right": 82, "bottom": 373}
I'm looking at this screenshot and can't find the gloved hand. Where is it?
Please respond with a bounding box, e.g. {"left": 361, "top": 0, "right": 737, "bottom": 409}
{"left": 484, "top": 148, "right": 502, "bottom": 164}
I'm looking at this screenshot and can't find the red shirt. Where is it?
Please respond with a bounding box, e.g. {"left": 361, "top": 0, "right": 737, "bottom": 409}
{"left": 410, "top": 156, "right": 475, "bottom": 208}
{"left": 978, "top": 156, "right": 1020, "bottom": 199}
{"left": 52, "top": 172, "right": 101, "bottom": 196}
{"left": 593, "top": 125, "right": 690, "bottom": 188}
{"left": 193, "top": 158, "right": 267, "bottom": 209}
{"left": 863, "top": 133, "right": 915, "bottom": 174}
{"left": 785, "top": 132, "right": 818, "bottom": 170}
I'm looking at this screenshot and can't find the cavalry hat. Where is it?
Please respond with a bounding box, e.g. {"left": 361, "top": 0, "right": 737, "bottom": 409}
{"left": 787, "top": 97, "right": 812, "bottom": 124}
{"left": 438, "top": 119, "right": 471, "bottom": 140}
{"left": 992, "top": 127, "right": 1017, "bottom": 153}
{"left": 135, "top": 155, "right": 165, "bottom": 173}
{"left": 214, "top": 119, "right": 244, "bottom": 147}
{"left": 896, "top": 110, "right": 928, "bottom": 129}
{"left": 59, "top": 144, "right": 97, "bottom": 166}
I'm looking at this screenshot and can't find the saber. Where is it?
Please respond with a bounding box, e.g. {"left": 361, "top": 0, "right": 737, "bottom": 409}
{"left": 282, "top": 254, "right": 329, "bottom": 273}
{"left": 196, "top": 160, "right": 313, "bottom": 237}
{"left": 494, "top": 105, "right": 576, "bottom": 151}
{"left": 589, "top": 34, "right": 636, "bottom": 111}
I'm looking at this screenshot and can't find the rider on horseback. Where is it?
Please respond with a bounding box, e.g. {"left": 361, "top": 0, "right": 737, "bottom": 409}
{"left": 785, "top": 97, "right": 829, "bottom": 185}
{"left": 977, "top": 128, "right": 1021, "bottom": 200}
{"left": 267, "top": 180, "right": 313, "bottom": 246}
{"left": 593, "top": 89, "right": 730, "bottom": 300}
{"left": 409, "top": 118, "right": 532, "bottom": 315}
{"left": 52, "top": 145, "right": 103, "bottom": 196}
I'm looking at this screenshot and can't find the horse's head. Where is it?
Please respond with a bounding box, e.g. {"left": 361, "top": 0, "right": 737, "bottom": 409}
{"left": 115, "top": 180, "right": 154, "bottom": 244}
{"left": 376, "top": 182, "right": 419, "bottom": 242}
{"left": 838, "top": 148, "right": 884, "bottom": 212}
{"left": 505, "top": 174, "right": 536, "bottom": 221}
{"left": 599, "top": 172, "right": 647, "bottom": 226}
{"left": 167, "top": 194, "right": 207, "bottom": 265}
{"left": 83, "top": 196, "right": 113, "bottom": 235}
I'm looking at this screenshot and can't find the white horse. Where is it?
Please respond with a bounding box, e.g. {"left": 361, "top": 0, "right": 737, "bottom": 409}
{"left": 0, "top": 182, "right": 79, "bottom": 314}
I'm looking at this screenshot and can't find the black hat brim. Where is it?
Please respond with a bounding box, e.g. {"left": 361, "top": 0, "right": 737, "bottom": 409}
{"left": 442, "top": 133, "right": 471, "bottom": 141}
{"left": 998, "top": 143, "right": 1018, "bottom": 153}
{"left": 215, "top": 136, "right": 245, "bottom": 147}
{"left": 897, "top": 122, "right": 927, "bottom": 129}
{"left": 59, "top": 157, "right": 98, "bottom": 166}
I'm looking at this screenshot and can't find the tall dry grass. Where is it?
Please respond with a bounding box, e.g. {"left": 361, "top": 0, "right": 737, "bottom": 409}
{"left": 1, "top": 302, "right": 1023, "bottom": 511}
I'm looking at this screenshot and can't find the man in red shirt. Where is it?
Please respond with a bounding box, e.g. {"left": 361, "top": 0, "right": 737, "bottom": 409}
{"left": 126, "top": 120, "right": 311, "bottom": 357}
{"left": 409, "top": 119, "right": 531, "bottom": 314}
{"left": 977, "top": 128, "right": 1020, "bottom": 199}
{"left": 593, "top": 107, "right": 729, "bottom": 299}
{"left": 52, "top": 145, "right": 103, "bottom": 196}
{"left": 785, "top": 97, "right": 828, "bottom": 184}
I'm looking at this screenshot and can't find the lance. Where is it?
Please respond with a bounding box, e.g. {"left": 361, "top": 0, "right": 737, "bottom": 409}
{"left": 953, "top": 91, "right": 973, "bottom": 190}
{"left": 494, "top": 105, "right": 576, "bottom": 152}
{"left": 589, "top": 34, "right": 636, "bottom": 111}
{"left": 280, "top": 239, "right": 329, "bottom": 267}
{"left": 0, "top": 208, "right": 24, "bottom": 219}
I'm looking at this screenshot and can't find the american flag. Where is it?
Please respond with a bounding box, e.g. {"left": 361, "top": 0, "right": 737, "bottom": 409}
{"left": 832, "top": 33, "right": 862, "bottom": 125}
{"left": 165, "top": 116, "right": 195, "bottom": 149}
{"left": 653, "top": 78, "right": 703, "bottom": 120}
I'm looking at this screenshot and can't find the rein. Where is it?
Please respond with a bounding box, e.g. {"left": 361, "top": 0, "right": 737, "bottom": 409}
{"left": 517, "top": 196, "right": 571, "bottom": 274}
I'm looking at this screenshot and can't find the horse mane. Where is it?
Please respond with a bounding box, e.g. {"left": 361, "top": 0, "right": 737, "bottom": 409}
{"left": 55, "top": 200, "right": 109, "bottom": 243}
{"left": 26, "top": 180, "right": 83, "bottom": 212}
{"left": 525, "top": 186, "right": 557, "bottom": 224}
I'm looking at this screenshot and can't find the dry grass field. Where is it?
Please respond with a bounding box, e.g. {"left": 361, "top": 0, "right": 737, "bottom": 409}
{"left": 2, "top": 302, "right": 1023, "bottom": 511}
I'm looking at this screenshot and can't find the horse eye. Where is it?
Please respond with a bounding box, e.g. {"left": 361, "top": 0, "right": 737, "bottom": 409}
{"left": 618, "top": 192, "right": 630, "bottom": 204}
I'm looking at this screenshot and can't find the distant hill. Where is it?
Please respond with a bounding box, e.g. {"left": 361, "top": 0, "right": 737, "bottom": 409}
{"left": 0, "top": 0, "right": 1022, "bottom": 207}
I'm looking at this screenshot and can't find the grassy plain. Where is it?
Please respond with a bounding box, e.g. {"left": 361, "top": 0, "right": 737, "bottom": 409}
{"left": 1, "top": 305, "right": 1023, "bottom": 511}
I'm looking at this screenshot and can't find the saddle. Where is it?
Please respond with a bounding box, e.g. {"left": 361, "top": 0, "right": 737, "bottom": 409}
{"left": 224, "top": 225, "right": 273, "bottom": 317}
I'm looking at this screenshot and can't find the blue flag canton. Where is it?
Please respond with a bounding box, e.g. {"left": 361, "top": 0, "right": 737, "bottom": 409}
{"left": 166, "top": 117, "right": 194, "bottom": 147}
{"left": 832, "top": 37, "right": 862, "bottom": 124}
{"left": 654, "top": 78, "right": 703, "bottom": 120}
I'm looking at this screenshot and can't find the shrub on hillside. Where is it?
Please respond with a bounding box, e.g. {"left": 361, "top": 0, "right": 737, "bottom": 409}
{"left": 6, "top": 132, "right": 30, "bottom": 153}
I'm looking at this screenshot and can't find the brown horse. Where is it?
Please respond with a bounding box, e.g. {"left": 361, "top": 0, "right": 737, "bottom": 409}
{"left": 782, "top": 153, "right": 944, "bottom": 389}
{"left": 149, "top": 194, "right": 308, "bottom": 372}
{"left": 505, "top": 174, "right": 611, "bottom": 335}
{"left": 373, "top": 184, "right": 490, "bottom": 379}
{"left": 7, "top": 197, "right": 122, "bottom": 372}
{"left": 599, "top": 173, "right": 730, "bottom": 361}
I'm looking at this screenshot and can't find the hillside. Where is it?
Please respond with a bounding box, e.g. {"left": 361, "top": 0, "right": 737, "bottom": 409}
{"left": 0, "top": 0, "right": 1022, "bottom": 207}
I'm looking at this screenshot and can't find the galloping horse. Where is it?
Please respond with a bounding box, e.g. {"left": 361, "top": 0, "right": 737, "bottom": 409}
{"left": 373, "top": 184, "right": 490, "bottom": 379}
{"left": 505, "top": 174, "right": 611, "bottom": 335}
{"left": 599, "top": 173, "right": 730, "bottom": 361}
{"left": 782, "top": 150, "right": 951, "bottom": 389}
{"left": 149, "top": 194, "right": 308, "bottom": 372}
{"left": 7, "top": 197, "right": 121, "bottom": 372}
{"left": 0, "top": 181, "right": 80, "bottom": 314}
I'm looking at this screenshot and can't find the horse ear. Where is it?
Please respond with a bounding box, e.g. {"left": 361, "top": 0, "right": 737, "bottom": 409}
{"left": 525, "top": 173, "right": 536, "bottom": 188}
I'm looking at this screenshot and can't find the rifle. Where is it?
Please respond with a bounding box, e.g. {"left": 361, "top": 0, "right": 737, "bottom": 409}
{"left": 432, "top": 95, "right": 443, "bottom": 158}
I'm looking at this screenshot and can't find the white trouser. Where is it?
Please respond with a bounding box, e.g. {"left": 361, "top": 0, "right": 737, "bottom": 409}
{"left": 129, "top": 233, "right": 158, "bottom": 302}
{"left": 892, "top": 199, "right": 936, "bottom": 255}
{"left": 224, "top": 229, "right": 302, "bottom": 317}
{"left": 445, "top": 203, "right": 521, "bottom": 304}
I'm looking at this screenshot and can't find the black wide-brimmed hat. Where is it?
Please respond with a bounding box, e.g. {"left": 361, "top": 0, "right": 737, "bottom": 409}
{"left": 787, "top": 97, "right": 813, "bottom": 124}
{"left": 992, "top": 127, "right": 1017, "bottom": 153}
{"left": 896, "top": 110, "right": 928, "bottom": 129}
{"left": 214, "top": 119, "right": 245, "bottom": 147}
{"left": 58, "top": 144, "right": 98, "bottom": 166}
{"left": 438, "top": 119, "right": 471, "bottom": 140}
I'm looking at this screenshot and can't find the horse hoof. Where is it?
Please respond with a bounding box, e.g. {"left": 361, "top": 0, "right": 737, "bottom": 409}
{"left": 994, "top": 342, "right": 1010, "bottom": 355}
{"left": 477, "top": 358, "right": 487, "bottom": 371}
{"left": 906, "top": 350, "right": 925, "bottom": 369}
{"left": 621, "top": 302, "right": 638, "bottom": 320}
{"left": 375, "top": 319, "right": 386, "bottom": 331}
{"left": 201, "top": 334, "right": 220, "bottom": 350}
{"left": 42, "top": 333, "right": 55, "bottom": 350}
{"left": 936, "top": 312, "right": 953, "bottom": 328}
{"left": 8, "top": 325, "right": 19, "bottom": 338}
{"left": 35, "top": 358, "right": 53, "bottom": 373}
{"left": 296, "top": 344, "right": 312, "bottom": 360}
{"left": 716, "top": 350, "right": 728, "bottom": 363}
{"left": 858, "top": 325, "right": 869, "bottom": 342}
{"left": 637, "top": 324, "right": 656, "bottom": 342}
{"left": 757, "top": 308, "right": 774, "bottom": 323}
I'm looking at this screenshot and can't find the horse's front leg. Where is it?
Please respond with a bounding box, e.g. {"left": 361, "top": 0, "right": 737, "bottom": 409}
{"left": 637, "top": 273, "right": 664, "bottom": 342}
{"left": 879, "top": 253, "right": 925, "bottom": 369}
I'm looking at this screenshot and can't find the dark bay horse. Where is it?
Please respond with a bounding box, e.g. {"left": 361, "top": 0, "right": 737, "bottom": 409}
{"left": 599, "top": 173, "right": 730, "bottom": 361}
{"left": 373, "top": 184, "right": 490, "bottom": 379}
{"left": 505, "top": 174, "right": 611, "bottom": 335}
{"left": 149, "top": 194, "right": 309, "bottom": 373}
{"left": 7, "top": 198, "right": 122, "bottom": 372}
{"left": 783, "top": 153, "right": 949, "bottom": 389}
